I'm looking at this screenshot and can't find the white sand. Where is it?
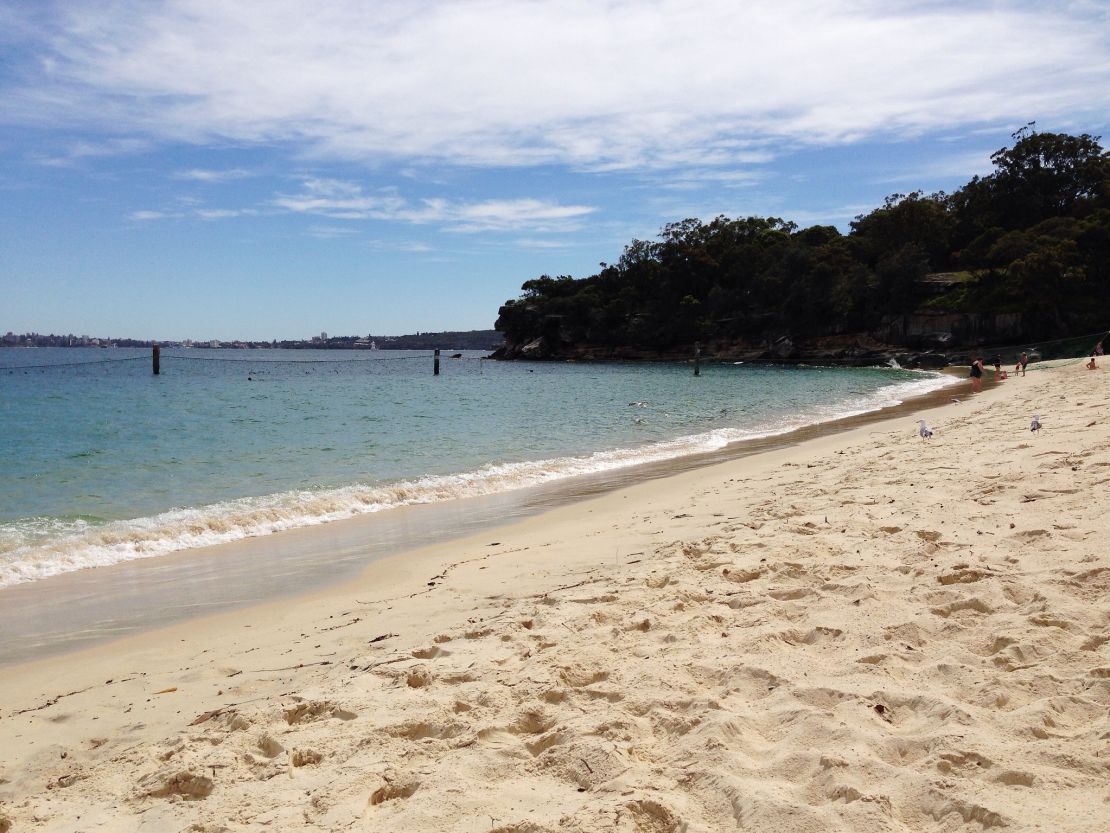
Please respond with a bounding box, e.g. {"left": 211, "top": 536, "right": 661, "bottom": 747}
{"left": 1, "top": 363, "right": 1106, "bottom": 832}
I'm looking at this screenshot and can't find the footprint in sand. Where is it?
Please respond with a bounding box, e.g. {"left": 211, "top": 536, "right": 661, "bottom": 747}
{"left": 936, "top": 750, "right": 993, "bottom": 774}
{"left": 386, "top": 718, "right": 465, "bottom": 740}
{"left": 993, "top": 770, "right": 1036, "bottom": 787}
{"left": 282, "top": 700, "right": 357, "bottom": 724}
{"left": 406, "top": 666, "right": 435, "bottom": 688}
{"left": 140, "top": 769, "right": 215, "bottom": 800}
{"left": 523, "top": 730, "right": 565, "bottom": 757}
{"left": 411, "top": 645, "right": 450, "bottom": 659}
{"left": 291, "top": 748, "right": 323, "bottom": 767}
{"left": 256, "top": 734, "right": 284, "bottom": 758}
{"left": 938, "top": 567, "right": 992, "bottom": 585}
{"left": 922, "top": 792, "right": 1006, "bottom": 828}
{"left": 930, "top": 597, "right": 992, "bottom": 618}
{"left": 721, "top": 567, "right": 764, "bottom": 584}
{"left": 367, "top": 779, "right": 420, "bottom": 807}
{"left": 558, "top": 666, "right": 609, "bottom": 688}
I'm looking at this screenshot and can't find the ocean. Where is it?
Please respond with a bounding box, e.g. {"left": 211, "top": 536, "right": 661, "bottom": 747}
{"left": 1, "top": 347, "right": 955, "bottom": 593}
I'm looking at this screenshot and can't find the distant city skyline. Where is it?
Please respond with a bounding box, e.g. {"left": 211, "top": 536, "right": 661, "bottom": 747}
{"left": 3, "top": 328, "right": 500, "bottom": 348}
{"left": 2, "top": 1, "right": 1108, "bottom": 341}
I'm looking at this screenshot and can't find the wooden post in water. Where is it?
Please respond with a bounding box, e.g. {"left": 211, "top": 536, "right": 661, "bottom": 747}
{"left": 152, "top": 343, "right": 160, "bottom": 375}
{"left": 433, "top": 348, "right": 440, "bottom": 376}
{"left": 694, "top": 342, "right": 701, "bottom": 377}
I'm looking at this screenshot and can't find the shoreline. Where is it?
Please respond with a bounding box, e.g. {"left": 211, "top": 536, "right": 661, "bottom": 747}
{"left": 2, "top": 363, "right": 956, "bottom": 592}
{"left": 0, "top": 362, "right": 1103, "bottom": 831}
{"left": 0, "top": 368, "right": 966, "bottom": 666}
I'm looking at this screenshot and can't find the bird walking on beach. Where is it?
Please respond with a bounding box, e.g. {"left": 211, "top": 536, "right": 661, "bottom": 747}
{"left": 1030, "top": 414, "right": 1042, "bottom": 432}
{"left": 918, "top": 420, "right": 934, "bottom": 440}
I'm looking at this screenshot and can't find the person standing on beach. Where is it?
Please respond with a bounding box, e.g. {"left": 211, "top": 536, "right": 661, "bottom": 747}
{"left": 970, "top": 357, "right": 984, "bottom": 392}
{"left": 1020, "top": 351, "right": 1029, "bottom": 376}
{"left": 993, "top": 354, "right": 1002, "bottom": 375}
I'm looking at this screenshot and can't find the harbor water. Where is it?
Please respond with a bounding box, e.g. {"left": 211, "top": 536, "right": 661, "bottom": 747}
{"left": 1, "top": 347, "right": 955, "bottom": 590}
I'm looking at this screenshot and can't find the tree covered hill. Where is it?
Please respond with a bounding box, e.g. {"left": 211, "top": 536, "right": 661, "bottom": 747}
{"left": 494, "top": 128, "right": 1110, "bottom": 365}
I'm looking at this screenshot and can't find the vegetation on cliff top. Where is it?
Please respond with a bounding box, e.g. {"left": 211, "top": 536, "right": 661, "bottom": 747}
{"left": 495, "top": 128, "right": 1110, "bottom": 356}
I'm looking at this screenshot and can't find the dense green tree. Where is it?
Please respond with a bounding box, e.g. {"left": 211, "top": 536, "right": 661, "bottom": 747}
{"left": 494, "top": 130, "right": 1110, "bottom": 356}
{"left": 850, "top": 191, "right": 953, "bottom": 270}
{"left": 951, "top": 126, "right": 1109, "bottom": 254}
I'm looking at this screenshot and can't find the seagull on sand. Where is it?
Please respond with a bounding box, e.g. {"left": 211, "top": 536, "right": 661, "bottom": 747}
{"left": 1030, "top": 414, "right": 1042, "bottom": 432}
{"left": 918, "top": 420, "right": 934, "bottom": 440}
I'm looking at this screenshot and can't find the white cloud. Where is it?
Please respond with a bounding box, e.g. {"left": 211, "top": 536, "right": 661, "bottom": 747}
{"left": 195, "top": 208, "right": 246, "bottom": 219}
{"left": 514, "top": 238, "right": 575, "bottom": 249}
{"left": 3, "top": 1, "right": 1106, "bottom": 172}
{"left": 273, "top": 178, "right": 406, "bottom": 218}
{"left": 306, "top": 224, "right": 358, "bottom": 239}
{"left": 30, "top": 137, "right": 151, "bottom": 166}
{"left": 126, "top": 206, "right": 252, "bottom": 221}
{"left": 360, "top": 238, "right": 434, "bottom": 252}
{"left": 875, "top": 149, "right": 997, "bottom": 185}
{"left": 442, "top": 198, "right": 596, "bottom": 233}
{"left": 274, "top": 178, "right": 595, "bottom": 232}
{"left": 173, "top": 168, "right": 251, "bottom": 182}
{"left": 655, "top": 168, "right": 768, "bottom": 191}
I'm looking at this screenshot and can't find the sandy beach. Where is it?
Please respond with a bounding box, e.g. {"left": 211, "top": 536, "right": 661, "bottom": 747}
{"left": 1, "top": 362, "right": 1106, "bottom": 832}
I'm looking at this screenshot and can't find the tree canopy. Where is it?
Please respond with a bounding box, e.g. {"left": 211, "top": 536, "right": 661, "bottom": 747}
{"left": 496, "top": 128, "right": 1110, "bottom": 355}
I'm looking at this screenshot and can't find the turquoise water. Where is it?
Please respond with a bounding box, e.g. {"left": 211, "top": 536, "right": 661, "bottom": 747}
{"left": 0, "top": 347, "right": 953, "bottom": 587}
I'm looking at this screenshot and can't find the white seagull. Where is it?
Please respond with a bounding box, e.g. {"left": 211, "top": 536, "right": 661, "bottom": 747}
{"left": 918, "top": 420, "right": 934, "bottom": 440}
{"left": 1030, "top": 414, "right": 1042, "bottom": 432}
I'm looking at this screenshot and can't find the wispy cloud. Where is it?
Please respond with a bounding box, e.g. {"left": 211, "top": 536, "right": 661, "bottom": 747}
{"left": 875, "top": 149, "right": 997, "bottom": 185}
{"left": 274, "top": 178, "right": 595, "bottom": 232}
{"left": 441, "top": 199, "right": 596, "bottom": 233}
{"left": 4, "top": 1, "right": 1106, "bottom": 173}
{"left": 126, "top": 177, "right": 594, "bottom": 233}
{"left": 195, "top": 208, "right": 250, "bottom": 220}
{"left": 173, "top": 168, "right": 251, "bottom": 182}
{"left": 127, "top": 209, "right": 177, "bottom": 221}
{"left": 655, "top": 168, "right": 768, "bottom": 191}
{"left": 30, "top": 137, "right": 151, "bottom": 167}
{"left": 306, "top": 224, "right": 359, "bottom": 239}
{"left": 272, "top": 178, "right": 407, "bottom": 219}
{"left": 513, "top": 238, "right": 575, "bottom": 249}
{"left": 127, "top": 206, "right": 253, "bottom": 222}
{"left": 361, "top": 238, "right": 434, "bottom": 252}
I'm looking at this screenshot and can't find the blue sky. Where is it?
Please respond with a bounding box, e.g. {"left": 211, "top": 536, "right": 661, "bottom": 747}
{"left": 2, "top": 0, "right": 1108, "bottom": 341}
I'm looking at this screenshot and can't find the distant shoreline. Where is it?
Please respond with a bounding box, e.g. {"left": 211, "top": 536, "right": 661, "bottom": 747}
{"left": 1, "top": 330, "right": 504, "bottom": 351}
